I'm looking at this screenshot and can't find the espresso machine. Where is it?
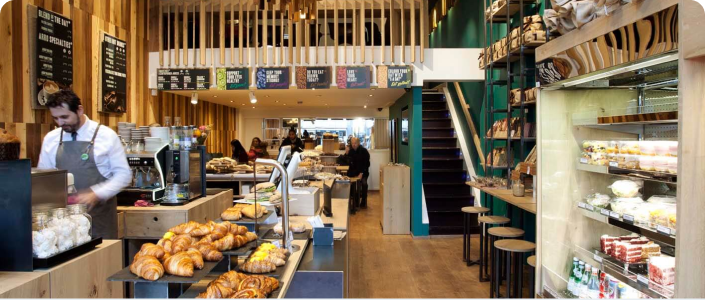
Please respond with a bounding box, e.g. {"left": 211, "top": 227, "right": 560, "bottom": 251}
{"left": 117, "top": 144, "right": 168, "bottom": 206}
{"left": 163, "top": 146, "right": 206, "bottom": 205}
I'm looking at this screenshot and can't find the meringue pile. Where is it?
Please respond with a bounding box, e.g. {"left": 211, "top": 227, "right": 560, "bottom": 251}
{"left": 32, "top": 215, "right": 92, "bottom": 258}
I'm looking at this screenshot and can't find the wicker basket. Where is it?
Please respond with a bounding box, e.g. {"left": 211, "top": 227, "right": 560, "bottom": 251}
{"left": 0, "top": 142, "right": 20, "bottom": 161}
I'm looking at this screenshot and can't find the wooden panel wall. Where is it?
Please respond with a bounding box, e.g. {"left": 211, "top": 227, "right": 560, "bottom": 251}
{"left": 0, "top": 0, "right": 238, "bottom": 166}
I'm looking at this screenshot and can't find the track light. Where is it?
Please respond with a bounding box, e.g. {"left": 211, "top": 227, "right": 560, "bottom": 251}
{"left": 191, "top": 92, "right": 198, "bottom": 105}
{"left": 249, "top": 91, "right": 257, "bottom": 104}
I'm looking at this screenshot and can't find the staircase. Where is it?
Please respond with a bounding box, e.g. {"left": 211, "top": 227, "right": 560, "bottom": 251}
{"left": 421, "top": 90, "right": 474, "bottom": 235}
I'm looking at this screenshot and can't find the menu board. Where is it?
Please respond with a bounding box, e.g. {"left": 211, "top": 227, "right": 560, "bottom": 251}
{"left": 336, "top": 66, "right": 370, "bottom": 89}
{"left": 99, "top": 33, "right": 127, "bottom": 113}
{"left": 35, "top": 8, "right": 73, "bottom": 109}
{"left": 377, "top": 65, "right": 413, "bottom": 89}
{"left": 216, "top": 68, "right": 250, "bottom": 90}
{"left": 256, "top": 67, "right": 290, "bottom": 89}
{"left": 157, "top": 68, "right": 211, "bottom": 90}
{"left": 295, "top": 66, "right": 331, "bottom": 89}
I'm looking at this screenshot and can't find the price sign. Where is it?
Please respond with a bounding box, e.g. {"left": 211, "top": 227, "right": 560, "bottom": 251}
{"left": 623, "top": 214, "right": 635, "bottom": 224}
{"left": 593, "top": 253, "right": 603, "bottom": 264}
{"left": 578, "top": 202, "right": 586, "bottom": 209}
{"left": 600, "top": 208, "right": 610, "bottom": 216}
{"left": 585, "top": 204, "right": 594, "bottom": 211}
{"left": 637, "top": 274, "right": 649, "bottom": 286}
{"left": 609, "top": 161, "right": 619, "bottom": 167}
{"left": 609, "top": 211, "right": 620, "bottom": 219}
{"left": 657, "top": 225, "right": 671, "bottom": 236}
{"left": 580, "top": 158, "right": 588, "bottom": 164}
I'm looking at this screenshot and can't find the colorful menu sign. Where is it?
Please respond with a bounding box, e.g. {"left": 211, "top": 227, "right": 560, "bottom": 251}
{"left": 256, "top": 67, "right": 290, "bottom": 89}
{"left": 35, "top": 8, "right": 73, "bottom": 109}
{"left": 99, "top": 33, "right": 127, "bottom": 113}
{"left": 296, "top": 66, "right": 331, "bottom": 89}
{"left": 216, "top": 68, "right": 250, "bottom": 90}
{"left": 377, "top": 65, "right": 413, "bottom": 89}
{"left": 157, "top": 68, "right": 211, "bottom": 90}
{"left": 336, "top": 66, "right": 370, "bottom": 89}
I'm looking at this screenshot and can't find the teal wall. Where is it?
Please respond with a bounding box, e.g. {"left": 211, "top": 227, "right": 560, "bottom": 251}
{"left": 428, "top": 0, "right": 537, "bottom": 242}
{"left": 389, "top": 87, "right": 428, "bottom": 236}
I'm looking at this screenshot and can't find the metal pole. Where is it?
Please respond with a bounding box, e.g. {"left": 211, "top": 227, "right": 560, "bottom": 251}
{"left": 255, "top": 158, "right": 289, "bottom": 249}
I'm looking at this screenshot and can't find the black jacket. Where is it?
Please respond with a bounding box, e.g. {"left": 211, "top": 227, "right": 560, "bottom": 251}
{"left": 347, "top": 146, "right": 370, "bottom": 178}
{"left": 280, "top": 137, "right": 304, "bottom": 153}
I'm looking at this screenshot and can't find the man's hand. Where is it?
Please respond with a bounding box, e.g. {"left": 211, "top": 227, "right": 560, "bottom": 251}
{"left": 357, "top": 174, "right": 363, "bottom": 179}
{"left": 77, "top": 190, "right": 100, "bottom": 211}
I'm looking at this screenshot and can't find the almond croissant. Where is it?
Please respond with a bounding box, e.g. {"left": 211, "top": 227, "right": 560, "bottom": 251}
{"left": 163, "top": 252, "right": 194, "bottom": 277}
{"left": 137, "top": 243, "right": 166, "bottom": 260}
{"left": 186, "top": 248, "right": 205, "bottom": 269}
{"left": 217, "top": 271, "right": 247, "bottom": 289}
{"left": 130, "top": 254, "right": 164, "bottom": 281}
{"left": 238, "top": 276, "right": 278, "bottom": 294}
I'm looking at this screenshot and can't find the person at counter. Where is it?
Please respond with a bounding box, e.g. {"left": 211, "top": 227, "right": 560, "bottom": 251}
{"left": 231, "top": 139, "right": 249, "bottom": 164}
{"left": 37, "top": 90, "right": 131, "bottom": 239}
{"left": 347, "top": 137, "right": 370, "bottom": 209}
{"left": 280, "top": 128, "right": 304, "bottom": 153}
{"left": 248, "top": 137, "right": 269, "bottom": 161}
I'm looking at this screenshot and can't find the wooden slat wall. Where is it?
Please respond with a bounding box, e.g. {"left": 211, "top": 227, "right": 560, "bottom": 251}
{"left": 0, "top": 0, "right": 238, "bottom": 166}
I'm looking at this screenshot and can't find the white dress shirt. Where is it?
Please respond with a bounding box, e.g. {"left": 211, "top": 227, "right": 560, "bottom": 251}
{"left": 37, "top": 116, "right": 132, "bottom": 201}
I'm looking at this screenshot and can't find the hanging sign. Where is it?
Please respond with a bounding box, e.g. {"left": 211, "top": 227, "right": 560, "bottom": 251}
{"left": 256, "top": 67, "right": 290, "bottom": 89}
{"left": 377, "top": 65, "right": 413, "bottom": 89}
{"left": 157, "top": 68, "right": 211, "bottom": 90}
{"left": 296, "top": 66, "right": 331, "bottom": 89}
{"left": 336, "top": 66, "right": 371, "bottom": 89}
{"left": 99, "top": 33, "right": 127, "bottom": 113}
{"left": 35, "top": 8, "right": 73, "bottom": 109}
{"left": 216, "top": 68, "right": 250, "bottom": 90}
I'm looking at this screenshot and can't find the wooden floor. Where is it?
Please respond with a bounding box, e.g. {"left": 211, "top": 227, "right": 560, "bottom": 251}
{"left": 349, "top": 192, "right": 492, "bottom": 298}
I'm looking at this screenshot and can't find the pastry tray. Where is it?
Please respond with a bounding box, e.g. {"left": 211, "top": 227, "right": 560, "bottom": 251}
{"left": 107, "top": 259, "right": 222, "bottom": 284}
{"left": 219, "top": 210, "right": 274, "bottom": 225}
{"left": 177, "top": 276, "right": 282, "bottom": 298}
{"left": 33, "top": 238, "right": 103, "bottom": 269}
{"left": 236, "top": 252, "right": 289, "bottom": 277}
{"left": 262, "top": 229, "right": 311, "bottom": 240}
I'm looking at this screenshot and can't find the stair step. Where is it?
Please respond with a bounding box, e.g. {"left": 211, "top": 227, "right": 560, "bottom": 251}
{"left": 423, "top": 137, "right": 456, "bottom": 139}
{"left": 423, "top": 182, "right": 468, "bottom": 186}
{"left": 423, "top": 147, "right": 460, "bottom": 150}
{"left": 425, "top": 194, "right": 474, "bottom": 199}
{"left": 422, "top": 109, "right": 448, "bottom": 112}
{"left": 423, "top": 169, "right": 465, "bottom": 172}
{"left": 423, "top": 127, "right": 454, "bottom": 130}
{"left": 422, "top": 118, "right": 450, "bottom": 121}
{"left": 423, "top": 157, "right": 462, "bottom": 161}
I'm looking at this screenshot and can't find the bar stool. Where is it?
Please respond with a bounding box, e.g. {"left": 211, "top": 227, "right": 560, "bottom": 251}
{"left": 527, "top": 255, "right": 536, "bottom": 298}
{"left": 493, "top": 239, "right": 536, "bottom": 299}
{"left": 478, "top": 215, "right": 510, "bottom": 282}
{"left": 488, "top": 227, "right": 525, "bottom": 298}
{"left": 462, "top": 206, "right": 490, "bottom": 265}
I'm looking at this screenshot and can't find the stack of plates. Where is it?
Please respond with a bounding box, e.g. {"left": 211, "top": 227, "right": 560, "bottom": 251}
{"left": 118, "top": 122, "right": 136, "bottom": 141}
{"left": 130, "top": 129, "right": 144, "bottom": 141}
{"left": 149, "top": 127, "right": 170, "bottom": 145}
{"left": 139, "top": 126, "right": 150, "bottom": 138}
{"left": 144, "top": 137, "right": 165, "bottom": 152}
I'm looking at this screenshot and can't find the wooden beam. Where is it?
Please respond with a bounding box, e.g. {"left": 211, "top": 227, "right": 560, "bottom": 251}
{"left": 246, "top": 0, "right": 250, "bottom": 66}
{"left": 411, "top": 0, "right": 415, "bottom": 62}
{"left": 352, "top": 1, "right": 356, "bottom": 64}
{"left": 371, "top": 0, "right": 375, "bottom": 64}
{"left": 296, "top": 19, "right": 301, "bottom": 64}
{"left": 194, "top": 1, "right": 197, "bottom": 66}
{"left": 454, "top": 82, "right": 485, "bottom": 169}
{"left": 239, "top": 0, "right": 244, "bottom": 65}
{"left": 401, "top": 0, "right": 405, "bottom": 64}
{"left": 324, "top": 0, "right": 328, "bottom": 64}
{"left": 159, "top": 1, "right": 163, "bottom": 66}
{"left": 288, "top": 4, "right": 293, "bottom": 64}
{"left": 183, "top": 1, "right": 188, "bottom": 66}
{"left": 167, "top": 3, "right": 170, "bottom": 66}
{"left": 200, "top": 0, "right": 206, "bottom": 65}
{"left": 220, "top": 0, "right": 225, "bottom": 65}
{"left": 255, "top": 2, "right": 259, "bottom": 66}
{"left": 263, "top": 1, "right": 268, "bottom": 65}
{"left": 361, "top": 0, "right": 365, "bottom": 63}
{"left": 390, "top": 0, "right": 394, "bottom": 63}
{"left": 280, "top": 2, "right": 284, "bottom": 65}
{"left": 306, "top": 19, "right": 310, "bottom": 64}
{"left": 230, "top": 0, "right": 235, "bottom": 65}
{"left": 421, "top": 0, "right": 425, "bottom": 63}
{"left": 175, "top": 3, "right": 180, "bottom": 66}
{"left": 382, "top": 0, "right": 386, "bottom": 64}
{"left": 334, "top": 0, "right": 338, "bottom": 64}
{"left": 211, "top": 0, "right": 215, "bottom": 66}
{"left": 344, "top": 0, "right": 347, "bottom": 64}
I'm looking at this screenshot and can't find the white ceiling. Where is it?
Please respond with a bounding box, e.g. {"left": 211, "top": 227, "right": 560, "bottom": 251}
{"left": 166, "top": 87, "right": 405, "bottom": 109}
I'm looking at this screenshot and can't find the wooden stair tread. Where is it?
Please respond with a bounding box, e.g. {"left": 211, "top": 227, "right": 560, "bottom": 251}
{"left": 494, "top": 239, "right": 536, "bottom": 253}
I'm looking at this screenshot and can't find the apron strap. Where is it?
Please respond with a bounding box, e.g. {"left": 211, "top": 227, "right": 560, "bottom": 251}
{"left": 90, "top": 124, "right": 101, "bottom": 145}
{"left": 59, "top": 129, "right": 64, "bottom": 145}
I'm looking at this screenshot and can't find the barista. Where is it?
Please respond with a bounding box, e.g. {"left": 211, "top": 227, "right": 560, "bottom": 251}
{"left": 280, "top": 128, "right": 304, "bottom": 153}
{"left": 37, "top": 90, "right": 131, "bottom": 239}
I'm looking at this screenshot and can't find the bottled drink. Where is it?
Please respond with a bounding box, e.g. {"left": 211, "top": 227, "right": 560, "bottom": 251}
{"left": 579, "top": 264, "right": 591, "bottom": 298}
{"left": 183, "top": 126, "right": 192, "bottom": 150}
{"left": 574, "top": 261, "right": 585, "bottom": 296}
{"left": 599, "top": 273, "right": 607, "bottom": 299}
{"left": 568, "top": 257, "right": 579, "bottom": 295}
{"left": 587, "top": 268, "right": 600, "bottom": 299}
{"left": 171, "top": 126, "right": 180, "bottom": 150}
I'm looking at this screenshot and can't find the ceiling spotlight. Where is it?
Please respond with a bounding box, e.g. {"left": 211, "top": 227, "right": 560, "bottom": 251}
{"left": 283, "top": 104, "right": 287, "bottom": 106}
{"left": 249, "top": 91, "right": 257, "bottom": 104}
{"left": 241, "top": 103, "right": 245, "bottom": 106}
{"left": 364, "top": 105, "right": 367, "bottom": 108}
{"left": 275, "top": 100, "right": 279, "bottom": 103}
{"left": 265, "top": 95, "right": 270, "bottom": 98}
{"left": 328, "top": 118, "right": 332, "bottom": 121}
{"left": 368, "top": 94, "right": 373, "bottom": 97}
{"left": 230, "top": 100, "right": 233, "bottom": 103}
{"left": 312, "top": 88, "right": 316, "bottom": 91}
{"left": 191, "top": 92, "right": 198, "bottom": 105}
{"left": 213, "top": 95, "right": 218, "bottom": 98}
{"left": 252, "top": 106, "right": 255, "bottom": 109}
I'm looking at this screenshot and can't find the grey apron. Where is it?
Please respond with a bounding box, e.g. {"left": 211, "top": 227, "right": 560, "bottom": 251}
{"left": 56, "top": 125, "right": 118, "bottom": 239}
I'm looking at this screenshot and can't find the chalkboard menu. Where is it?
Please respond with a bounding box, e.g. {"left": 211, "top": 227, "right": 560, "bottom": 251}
{"left": 157, "top": 68, "right": 211, "bottom": 90}
{"left": 35, "top": 8, "right": 73, "bottom": 108}
{"left": 216, "top": 68, "right": 250, "bottom": 90}
{"left": 256, "top": 67, "right": 290, "bottom": 89}
{"left": 99, "top": 33, "right": 127, "bottom": 113}
{"left": 295, "top": 66, "right": 331, "bottom": 89}
{"left": 336, "top": 66, "right": 370, "bottom": 89}
{"left": 377, "top": 65, "right": 412, "bottom": 89}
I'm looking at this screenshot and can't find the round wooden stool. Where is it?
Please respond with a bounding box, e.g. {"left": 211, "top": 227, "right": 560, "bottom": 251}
{"left": 461, "top": 206, "right": 490, "bottom": 266}
{"left": 477, "top": 215, "right": 510, "bottom": 282}
{"left": 527, "top": 255, "right": 536, "bottom": 298}
{"left": 493, "top": 239, "right": 536, "bottom": 298}
{"left": 487, "top": 227, "right": 524, "bottom": 298}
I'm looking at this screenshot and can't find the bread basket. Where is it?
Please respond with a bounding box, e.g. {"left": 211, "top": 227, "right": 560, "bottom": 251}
{"left": 0, "top": 130, "right": 20, "bottom": 161}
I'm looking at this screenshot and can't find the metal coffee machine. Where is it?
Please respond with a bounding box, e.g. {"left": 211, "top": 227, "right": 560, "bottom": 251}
{"left": 163, "top": 146, "right": 206, "bottom": 205}
{"left": 117, "top": 144, "right": 168, "bottom": 206}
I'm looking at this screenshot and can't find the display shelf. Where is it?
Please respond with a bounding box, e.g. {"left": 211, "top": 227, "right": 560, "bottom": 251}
{"left": 576, "top": 162, "right": 677, "bottom": 185}
{"left": 108, "top": 260, "right": 222, "bottom": 284}
{"left": 595, "top": 251, "right": 675, "bottom": 299}
{"left": 577, "top": 203, "right": 676, "bottom": 246}
{"left": 511, "top": 101, "right": 536, "bottom": 107}
{"left": 466, "top": 181, "right": 537, "bottom": 214}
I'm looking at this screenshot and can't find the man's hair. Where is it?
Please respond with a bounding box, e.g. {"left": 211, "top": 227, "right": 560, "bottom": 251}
{"left": 46, "top": 90, "right": 81, "bottom": 114}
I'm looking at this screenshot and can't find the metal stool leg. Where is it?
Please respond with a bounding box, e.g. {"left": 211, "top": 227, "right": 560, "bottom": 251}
{"left": 479, "top": 223, "right": 488, "bottom": 282}
{"left": 490, "top": 235, "right": 496, "bottom": 298}
{"left": 506, "top": 249, "right": 512, "bottom": 298}
{"left": 463, "top": 213, "right": 468, "bottom": 263}
{"left": 516, "top": 253, "right": 523, "bottom": 298}
{"left": 529, "top": 258, "right": 535, "bottom": 298}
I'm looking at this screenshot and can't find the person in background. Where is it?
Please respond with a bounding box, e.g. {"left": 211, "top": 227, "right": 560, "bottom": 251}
{"left": 280, "top": 128, "right": 304, "bottom": 153}
{"left": 38, "top": 90, "right": 132, "bottom": 239}
{"left": 248, "top": 137, "right": 269, "bottom": 161}
{"left": 303, "top": 130, "right": 310, "bottom": 139}
{"left": 347, "top": 137, "right": 371, "bottom": 211}
{"left": 231, "top": 139, "right": 249, "bottom": 164}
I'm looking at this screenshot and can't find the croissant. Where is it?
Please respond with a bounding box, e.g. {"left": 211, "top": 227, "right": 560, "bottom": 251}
{"left": 190, "top": 244, "right": 224, "bottom": 261}
{"left": 239, "top": 260, "right": 276, "bottom": 274}
{"left": 210, "top": 221, "right": 231, "bottom": 236}
{"left": 213, "top": 233, "right": 236, "bottom": 251}
{"left": 163, "top": 252, "right": 194, "bottom": 277}
{"left": 172, "top": 234, "right": 194, "bottom": 253}
{"left": 230, "top": 224, "right": 248, "bottom": 236}
{"left": 217, "top": 271, "right": 247, "bottom": 289}
{"left": 130, "top": 255, "right": 164, "bottom": 281}
{"left": 234, "top": 235, "right": 249, "bottom": 248}
{"left": 196, "top": 281, "right": 234, "bottom": 298}
{"left": 241, "top": 204, "right": 266, "bottom": 219}
{"left": 230, "top": 288, "right": 265, "bottom": 299}
{"left": 169, "top": 221, "right": 200, "bottom": 235}
{"left": 221, "top": 208, "right": 243, "bottom": 221}
{"left": 161, "top": 252, "right": 172, "bottom": 263}
{"left": 244, "top": 232, "right": 257, "bottom": 242}
{"left": 238, "top": 276, "right": 279, "bottom": 295}
{"left": 137, "top": 243, "right": 166, "bottom": 259}
{"left": 157, "top": 238, "right": 173, "bottom": 255}
{"left": 258, "top": 255, "right": 285, "bottom": 267}
{"left": 190, "top": 224, "right": 212, "bottom": 237}
{"left": 186, "top": 248, "right": 205, "bottom": 269}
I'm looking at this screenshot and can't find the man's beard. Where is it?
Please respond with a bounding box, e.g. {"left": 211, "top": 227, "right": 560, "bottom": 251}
{"left": 61, "top": 121, "right": 80, "bottom": 133}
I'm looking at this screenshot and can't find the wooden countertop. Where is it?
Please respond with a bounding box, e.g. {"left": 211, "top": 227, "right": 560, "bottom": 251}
{"left": 117, "top": 190, "right": 233, "bottom": 212}
{"left": 466, "top": 181, "right": 537, "bottom": 214}
{"left": 0, "top": 271, "right": 48, "bottom": 298}
{"left": 206, "top": 173, "right": 271, "bottom": 182}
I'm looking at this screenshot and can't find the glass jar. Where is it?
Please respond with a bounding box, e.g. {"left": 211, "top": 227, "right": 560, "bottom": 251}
{"left": 183, "top": 126, "right": 193, "bottom": 150}
{"left": 171, "top": 126, "right": 181, "bottom": 150}
{"left": 512, "top": 182, "right": 525, "bottom": 197}
{"left": 164, "top": 116, "right": 172, "bottom": 127}
{"left": 32, "top": 212, "right": 49, "bottom": 231}
{"left": 32, "top": 212, "right": 58, "bottom": 258}
{"left": 49, "top": 208, "right": 75, "bottom": 251}
{"left": 67, "top": 204, "right": 92, "bottom": 244}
